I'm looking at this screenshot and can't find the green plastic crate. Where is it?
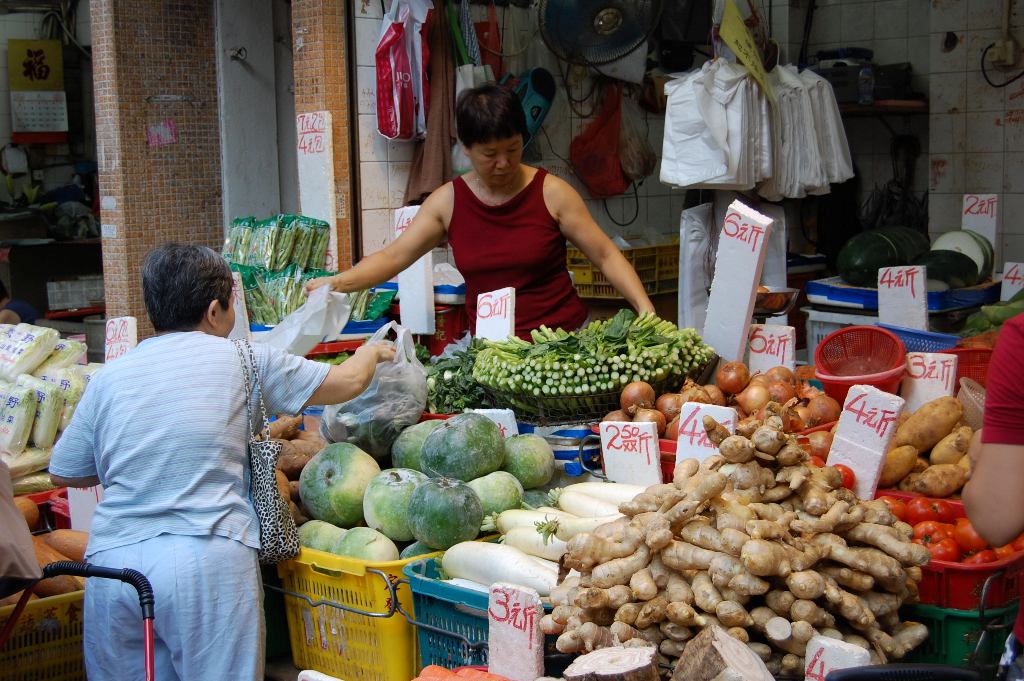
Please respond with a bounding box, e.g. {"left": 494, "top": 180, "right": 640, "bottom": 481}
{"left": 901, "top": 601, "right": 1017, "bottom": 680}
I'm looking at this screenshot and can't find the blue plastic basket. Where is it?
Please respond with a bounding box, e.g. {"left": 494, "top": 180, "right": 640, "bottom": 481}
{"left": 401, "top": 558, "right": 569, "bottom": 675}
{"left": 878, "top": 323, "right": 960, "bottom": 353}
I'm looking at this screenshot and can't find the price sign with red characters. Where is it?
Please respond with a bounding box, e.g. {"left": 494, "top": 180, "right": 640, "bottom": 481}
{"left": 878, "top": 266, "right": 928, "bottom": 331}
{"left": 746, "top": 324, "right": 795, "bottom": 373}
{"left": 901, "top": 352, "right": 958, "bottom": 412}
{"left": 466, "top": 408, "right": 518, "bottom": 438}
{"left": 104, "top": 316, "right": 137, "bottom": 363}
{"left": 1001, "top": 262, "right": 1024, "bottom": 301}
{"left": 599, "top": 420, "right": 663, "bottom": 486}
{"left": 674, "top": 404, "right": 738, "bottom": 464}
{"left": 804, "top": 635, "right": 871, "bottom": 681}
{"left": 476, "top": 287, "right": 516, "bottom": 342}
{"left": 830, "top": 385, "right": 905, "bottom": 499}
{"left": 962, "top": 194, "right": 999, "bottom": 255}
{"left": 394, "top": 206, "right": 435, "bottom": 334}
{"left": 488, "top": 583, "right": 543, "bottom": 681}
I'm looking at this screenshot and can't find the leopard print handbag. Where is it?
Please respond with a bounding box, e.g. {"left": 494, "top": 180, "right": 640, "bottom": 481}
{"left": 233, "top": 339, "right": 301, "bottom": 565}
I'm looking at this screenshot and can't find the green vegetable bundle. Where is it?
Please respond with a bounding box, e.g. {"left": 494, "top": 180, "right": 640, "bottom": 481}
{"left": 295, "top": 216, "right": 331, "bottom": 269}
{"left": 960, "top": 289, "right": 1024, "bottom": 336}
{"left": 427, "top": 340, "right": 490, "bottom": 414}
{"left": 232, "top": 264, "right": 276, "bottom": 326}
{"left": 222, "top": 216, "right": 255, "bottom": 264}
{"left": 472, "top": 310, "right": 715, "bottom": 399}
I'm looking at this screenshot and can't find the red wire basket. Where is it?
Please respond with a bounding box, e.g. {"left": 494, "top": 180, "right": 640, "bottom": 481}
{"left": 814, "top": 325, "right": 907, "bottom": 377}
{"left": 946, "top": 347, "right": 993, "bottom": 388}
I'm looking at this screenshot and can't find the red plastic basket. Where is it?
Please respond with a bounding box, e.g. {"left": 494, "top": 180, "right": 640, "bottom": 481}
{"left": 815, "top": 364, "right": 905, "bottom": 404}
{"left": 946, "top": 347, "right": 993, "bottom": 388}
{"left": 815, "top": 325, "right": 907, "bottom": 377}
{"left": 918, "top": 551, "right": 1024, "bottom": 610}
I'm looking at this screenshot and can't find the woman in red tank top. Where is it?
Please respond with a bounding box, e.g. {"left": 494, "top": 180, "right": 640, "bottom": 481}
{"left": 307, "top": 84, "right": 654, "bottom": 339}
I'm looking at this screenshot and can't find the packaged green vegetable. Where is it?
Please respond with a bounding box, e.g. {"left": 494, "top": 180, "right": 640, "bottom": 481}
{"left": 17, "top": 374, "right": 62, "bottom": 449}
{"left": 222, "top": 216, "right": 255, "bottom": 263}
{"left": 232, "top": 264, "right": 276, "bottom": 326}
{"left": 0, "top": 384, "right": 36, "bottom": 455}
{"left": 365, "top": 289, "right": 398, "bottom": 321}
{"left": 12, "top": 470, "right": 55, "bottom": 495}
{"left": 245, "top": 217, "right": 279, "bottom": 269}
{"left": 305, "top": 218, "right": 331, "bottom": 269}
{"left": 271, "top": 215, "right": 300, "bottom": 270}
{"left": 38, "top": 366, "right": 86, "bottom": 432}
{"left": 291, "top": 217, "right": 315, "bottom": 268}
{"left": 33, "top": 339, "right": 87, "bottom": 377}
{"left": 264, "top": 265, "right": 306, "bottom": 321}
{"left": 0, "top": 324, "right": 60, "bottom": 382}
{"left": 80, "top": 363, "right": 103, "bottom": 386}
{"left": 3, "top": 446, "right": 50, "bottom": 478}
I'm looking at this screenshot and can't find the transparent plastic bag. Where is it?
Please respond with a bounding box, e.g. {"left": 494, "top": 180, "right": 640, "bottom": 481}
{"left": 319, "top": 322, "right": 427, "bottom": 458}
{"left": 0, "top": 384, "right": 36, "bottom": 455}
{"left": 33, "top": 339, "right": 87, "bottom": 377}
{"left": 17, "top": 374, "right": 61, "bottom": 449}
{"left": 0, "top": 324, "right": 60, "bottom": 381}
{"left": 619, "top": 96, "right": 657, "bottom": 182}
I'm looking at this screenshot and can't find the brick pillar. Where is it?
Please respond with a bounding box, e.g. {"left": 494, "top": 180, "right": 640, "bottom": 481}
{"left": 291, "top": 0, "right": 355, "bottom": 270}
{"left": 92, "top": 0, "right": 223, "bottom": 337}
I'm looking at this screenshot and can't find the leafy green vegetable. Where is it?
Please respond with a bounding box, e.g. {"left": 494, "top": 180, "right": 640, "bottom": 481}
{"left": 426, "top": 340, "right": 489, "bottom": 414}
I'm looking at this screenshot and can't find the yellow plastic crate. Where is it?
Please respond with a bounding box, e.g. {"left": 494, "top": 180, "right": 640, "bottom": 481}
{"left": 0, "top": 590, "right": 85, "bottom": 681}
{"left": 568, "top": 243, "right": 678, "bottom": 299}
{"left": 277, "top": 547, "right": 439, "bottom": 681}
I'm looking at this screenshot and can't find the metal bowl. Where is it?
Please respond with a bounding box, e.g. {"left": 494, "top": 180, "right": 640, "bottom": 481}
{"left": 754, "top": 287, "right": 800, "bottom": 317}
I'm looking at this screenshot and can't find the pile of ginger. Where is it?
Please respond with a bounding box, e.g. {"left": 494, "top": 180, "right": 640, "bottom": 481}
{"left": 541, "top": 403, "right": 931, "bottom": 677}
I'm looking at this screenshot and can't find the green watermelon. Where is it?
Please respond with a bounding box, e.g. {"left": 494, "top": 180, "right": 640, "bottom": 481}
{"left": 837, "top": 231, "right": 903, "bottom": 287}
{"left": 407, "top": 477, "right": 484, "bottom": 549}
{"left": 932, "top": 230, "right": 993, "bottom": 281}
{"left": 399, "top": 540, "right": 436, "bottom": 560}
{"left": 299, "top": 443, "right": 381, "bottom": 528}
{"left": 501, "top": 434, "right": 556, "bottom": 489}
{"left": 298, "top": 519, "right": 347, "bottom": 553}
{"left": 467, "top": 471, "right": 524, "bottom": 516}
{"left": 420, "top": 413, "right": 505, "bottom": 481}
{"left": 913, "top": 250, "right": 980, "bottom": 289}
{"left": 391, "top": 420, "right": 443, "bottom": 472}
{"left": 876, "top": 226, "right": 931, "bottom": 262}
{"left": 333, "top": 526, "right": 399, "bottom": 561}
{"left": 363, "top": 468, "right": 428, "bottom": 542}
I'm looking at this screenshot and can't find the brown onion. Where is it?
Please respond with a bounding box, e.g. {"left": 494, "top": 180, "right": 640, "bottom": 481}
{"left": 783, "top": 407, "right": 807, "bottom": 433}
{"left": 634, "top": 407, "right": 667, "bottom": 436}
{"left": 703, "top": 384, "right": 726, "bottom": 407}
{"left": 603, "top": 409, "right": 631, "bottom": 422}
{"left": 655, "top": 393, "right": 684, "bottom": 421}
{"left": 793, "top": 404, "right": 812, "bottom": 425}
{"left": 716, "top": 361, "right": 750, "bottom": 395}
{"left": 766, "top": 365, "right": 796, "bottom": 385}
{"left": 798, "top": 382, "right": 823, "bottom": 400}
{"left": 807, "top": 431, "right": 833, "bottom": 459}
{"left": 747, "top": 373, "right": 771, "bottom": 388}
{"left": 736, "top": 384, "right": 770, "bottom": 414}
{"left": 807, "top": 394, "right": 841, "bottom": 426}
{"left": 679, "top": 379, "right": 711, "bottom": 405}
{"left": 767, "top": 381, "right": 797, "bottom": 404}
{"left": 665, "top": 416, "right": 681, "bottom": 441}
{"left": 620, "top": 381, "right": 655, "bottom": 416}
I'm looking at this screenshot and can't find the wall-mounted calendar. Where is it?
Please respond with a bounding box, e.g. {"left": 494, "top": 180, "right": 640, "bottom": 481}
{"left": 7, "top": 39, "right": 68, "bottom": 144}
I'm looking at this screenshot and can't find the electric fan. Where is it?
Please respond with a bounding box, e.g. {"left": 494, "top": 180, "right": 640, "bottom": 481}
{"left": 539, "top": 0, "right": 664, "bottom": 66}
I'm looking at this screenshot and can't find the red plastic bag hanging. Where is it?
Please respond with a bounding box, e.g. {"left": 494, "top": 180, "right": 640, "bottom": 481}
{"left": 475, "top": 3, "right": 503, "bottom": 79}
{"left": 570, "top": 83, "right": 629, "bottom": 198}
{"left": 376, "top": 4, "right": 414, "bottom": 140}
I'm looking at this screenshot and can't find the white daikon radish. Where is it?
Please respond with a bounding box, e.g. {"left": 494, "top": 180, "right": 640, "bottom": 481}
{"left": 538, "top": 514, "right": 624, "bottom": 542}
{"left": 441, "top": 541, "right": 558, "bottom": 596}
{"left": 553, "top": 490, "right": 620, "bottom": 517}
{"left": 503, "top": 526, "right": 568, "bottom": 561}
{"left": 549, "top": 482, "right": 645, "bottom": 507}
{"left": 484, "top": 508, "right": 575, "bottom": 535}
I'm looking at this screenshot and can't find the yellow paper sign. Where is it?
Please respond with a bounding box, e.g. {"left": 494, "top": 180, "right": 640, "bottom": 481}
{"left": 8, "top": 39, "right": 64, "bottom": 91}
{"left": 719, "top": 0, "right": 774, "bottom": 101}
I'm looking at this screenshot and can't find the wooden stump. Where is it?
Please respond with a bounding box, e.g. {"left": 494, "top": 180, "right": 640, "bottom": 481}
{"left": 672, "top": 625, "right": 774, "bottom": 681}
{"left": 562, "top": 646, "right": 660, "bottom": 681}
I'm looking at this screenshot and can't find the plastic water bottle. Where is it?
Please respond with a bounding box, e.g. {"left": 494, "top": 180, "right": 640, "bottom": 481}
{"left": 857, "top": 64, "right": 875, "bottom": 106}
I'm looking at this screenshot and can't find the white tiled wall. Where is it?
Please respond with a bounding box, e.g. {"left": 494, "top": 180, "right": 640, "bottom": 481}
{"left": 805, "top": 0, "right": 932, "bottom": 200}
{"left": 351, "top": 0, "right": 686, "bottom": 261}
{"left": 928, "top": 0, "right": 1024, "bottom": 264}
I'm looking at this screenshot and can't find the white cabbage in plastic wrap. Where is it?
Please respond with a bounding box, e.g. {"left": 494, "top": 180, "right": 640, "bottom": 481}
{"left": 32, "top": 339, "right": 88, "bottom": 377}
{"left": 16, "top": 374, "right": 62, "bottom": 449}
{"left": 1, "top": 446, "right": 51, "bottom": 478}
{"left": 80, "top": 363, "right": 103, "bottom": 386}
{"left": 53, "top": 367, "right": 86, "bottom": 431}
{"left": 0, "top": 384, "right": 36, "bottom": 454}
{"left": 0, "top": 324, "right": 60, "bottom": 381}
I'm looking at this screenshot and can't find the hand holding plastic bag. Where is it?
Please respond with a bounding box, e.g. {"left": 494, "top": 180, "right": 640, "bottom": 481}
{"left": 256, "top": 285, "right": 351, "bottom": 357}
{"left": 319, "top": 322, "right": 427, "bottom": 458}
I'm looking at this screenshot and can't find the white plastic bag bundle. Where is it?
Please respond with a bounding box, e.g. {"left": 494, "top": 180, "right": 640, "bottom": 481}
{"left": 320, "top": 322, "right": 427, "bottom": 458}
{"left": 16, "top": 374, "right": 62, "bottom": 449}
{"left": 0, "top": 324, "right": 60, "bottom": 381}
{"left": 256, "top": 285, "right": 351, "bottom": 357}
{"left": 32, "top": 339, "right": 87, "bottom": 377}
{"left": 0, "top": 384, "right": 36, "bottom": 455}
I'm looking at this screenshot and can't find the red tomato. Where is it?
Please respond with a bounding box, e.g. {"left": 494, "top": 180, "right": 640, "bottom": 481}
{"left": 833, "top": 464, "right": 855, "bottom": 489}
{"left": 878, "top": 496, "right": 908, "bottom": 521}
{"left": 932, "top": 500, "right": 958, "bottom": 524}
{"left": 906, "top": 497, "right": 944, "bottom": 526}
{"left": 810, "top": 456, "right": 826, "bottom": 468}
{"left": 913, "top": 521, "right": 953, "bottom": 545}
{"left": 1011, "top": 534, "right": 1024, "bottom": 553}
{"left": 928, "top": 537, "right": 963, "bottom": 562}
{"left": 953, "top": 518, "right": 990, "bottom": 554}
{"left": 963, "top": 550, "right": 998, "bottom": 564}
{"left": 995, "top": 545, "right": 1016, "bottom": 560}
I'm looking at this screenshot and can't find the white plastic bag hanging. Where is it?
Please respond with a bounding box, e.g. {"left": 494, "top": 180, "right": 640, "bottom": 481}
{"left": 319, "top": 322, "right": 428, "bottom": 458}
{"left": 256, "top": 285, "right": 351, "bottom": 358}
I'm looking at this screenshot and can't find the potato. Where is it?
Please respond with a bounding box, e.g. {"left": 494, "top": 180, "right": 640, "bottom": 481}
{"left": 278, "top": 452, "right": 312, "bottom": 480}
{"left": 912, "top": 457, "right": 929, "bottom": 473}
{"left": 898, "top": 472, "right": 923, "bottom": 492}
{"left": 893, "top": 397, "right": 963, "bottom": 452}
{"left": 930, "top": 426, "right": 973, "bottom": 465}
{"left": 879, "top": 445, "right": 919, "bottom": 488}
{"left": 910, "top": 464, "right": 967, "bottom": 498}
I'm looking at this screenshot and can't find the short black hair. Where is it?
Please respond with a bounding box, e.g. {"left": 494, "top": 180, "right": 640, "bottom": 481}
{"left": 142, "top": 243, "right": 232, "bottom": 332}
{"left": 0, "top": 280, "right": 7, "bottom": 301}
{"left": 455, "top": 83, "right": 529, "bottom": 148}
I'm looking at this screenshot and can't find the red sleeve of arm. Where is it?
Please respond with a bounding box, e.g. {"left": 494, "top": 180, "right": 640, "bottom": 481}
{"left": 981, "top": 315, "right": 1024, "bottom": 445}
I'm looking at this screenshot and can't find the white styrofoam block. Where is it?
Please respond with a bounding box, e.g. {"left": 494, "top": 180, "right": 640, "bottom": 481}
{"left": 702, "top": 200, "right": 775, "bottom": 361}
{"left": 830, "top": 385, "right": 906, "bottom": 499}
{"left": 488, "top": 582, "right": 544, "bottom": 681}
{"left": 599, "top": 420, "right": 663, "bottom": 486}
{"left": 746, "top": 324, "right": 796, "bottom": 372}
{"left": 674, "top": 403, "right": 739, "bottom": 463}
{"left": 804, "top": 635, "right": 871, "bottom": 681}
{"left": 962, "top": 194, "right": 999, "bottom": 267}
{"left": 104, "top": 316, "right": 137, "bottom": 363}
{"left": 878, "top": 265, "right": 928, "bottom": 331}
{"left": 476, "top": 287, "right": 516, "bottom": 341}
{"left": 394, "top": 206, "right": 435, "bottom": 335}
{"left": 298, "top": 672, "right": 345, "bottom": 681}
{"left": 466, "top": 408, "right": 519, "bottom": 437}
{"left": 901, "top": 352, "right": 959, "bottom": 412}
{"left": 1001, "top": 262, "right": 1024, "bottom": 301}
